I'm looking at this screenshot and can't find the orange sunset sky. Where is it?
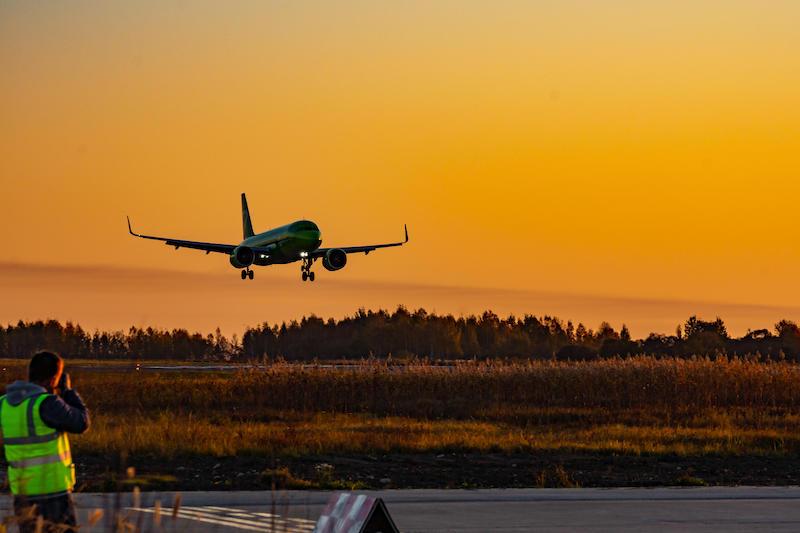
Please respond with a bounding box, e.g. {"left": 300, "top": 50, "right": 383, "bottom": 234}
{"left": 2, "top": 2, "right": 800, "bottom": 337}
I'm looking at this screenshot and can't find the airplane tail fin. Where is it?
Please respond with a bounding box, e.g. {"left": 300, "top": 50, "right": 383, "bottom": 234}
{"left": 241, "top": 193, "right": 255, "bottom": 239}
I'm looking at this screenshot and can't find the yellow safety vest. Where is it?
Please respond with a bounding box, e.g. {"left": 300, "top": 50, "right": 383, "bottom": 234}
{"left": 0, "top": 394, "right": 75, "bottom": 496}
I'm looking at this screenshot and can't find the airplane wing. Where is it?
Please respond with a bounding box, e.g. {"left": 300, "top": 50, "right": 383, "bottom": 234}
{"left": 310, "top": 224, "right": 409, "bottom": 258}
{"left": 127, "top": 216, "right": 237, "bottom": 255}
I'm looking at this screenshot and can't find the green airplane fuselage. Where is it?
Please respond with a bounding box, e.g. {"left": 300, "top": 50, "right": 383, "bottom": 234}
{"left": 242, "top": 220, "right": 322, "bottom": 265}
{"left": 128, "top": 192, "right": 405, "bottom": 281}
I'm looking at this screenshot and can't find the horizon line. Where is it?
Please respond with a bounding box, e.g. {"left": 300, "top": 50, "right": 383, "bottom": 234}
{"left": 3, "top": 261, "right": 800, "bottom": 336}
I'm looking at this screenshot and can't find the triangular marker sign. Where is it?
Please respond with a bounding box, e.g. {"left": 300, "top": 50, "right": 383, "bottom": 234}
{"left": 361, "top": 498, "right": 399, "bottom": 533}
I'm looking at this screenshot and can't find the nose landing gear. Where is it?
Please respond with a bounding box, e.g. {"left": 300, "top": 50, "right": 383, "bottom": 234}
{"left": 241, "top": 268, "right": 254, "bottom": 280}
{"left": 301, "top": 258, "right": 315, "bottom": 282}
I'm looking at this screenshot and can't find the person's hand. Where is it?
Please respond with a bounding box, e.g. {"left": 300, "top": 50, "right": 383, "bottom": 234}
{"left": 57, "top": 372, "right": 71, "bottom": 392}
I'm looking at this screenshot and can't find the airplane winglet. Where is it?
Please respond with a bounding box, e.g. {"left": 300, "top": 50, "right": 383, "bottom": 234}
{"left": 404, "top": 224, "right": 409, "bottom": 243}
{"left": 127, "top": 216, "right": 140, "bottom": 237}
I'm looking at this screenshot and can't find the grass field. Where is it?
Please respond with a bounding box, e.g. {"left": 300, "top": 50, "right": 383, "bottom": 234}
{"left": 3, "top": 356, "right": 800, "bottom": 489}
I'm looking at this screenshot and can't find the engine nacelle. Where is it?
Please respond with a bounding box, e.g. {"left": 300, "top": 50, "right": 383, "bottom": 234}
{"left": 229, "top": 246, "right": 255, "bottom": 268}
{"left": 322, "top": 248, "right": 347, "bottom": 271}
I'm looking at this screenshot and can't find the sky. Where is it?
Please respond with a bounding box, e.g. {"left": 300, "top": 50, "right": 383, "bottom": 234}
{"left": 2, "top": 1, "right": 799, "bottom": 337}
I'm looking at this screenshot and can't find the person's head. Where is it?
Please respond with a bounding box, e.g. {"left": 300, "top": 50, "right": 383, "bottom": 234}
{"left": 29, "top": 351, "right": 63, "bottom": 391}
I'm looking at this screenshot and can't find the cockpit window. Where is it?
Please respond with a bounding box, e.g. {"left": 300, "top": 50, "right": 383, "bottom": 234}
{"left": 291, "top": 221, "right": 318, "bottom": 232}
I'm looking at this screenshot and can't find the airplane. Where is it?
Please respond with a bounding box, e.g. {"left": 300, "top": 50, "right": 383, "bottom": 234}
{"left": 127, "top": 193, "right": 408, "bottom": 282}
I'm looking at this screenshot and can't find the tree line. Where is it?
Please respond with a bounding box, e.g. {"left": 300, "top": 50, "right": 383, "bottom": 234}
{"left": 3, "top": 307, "right": 800, "bottom": 361}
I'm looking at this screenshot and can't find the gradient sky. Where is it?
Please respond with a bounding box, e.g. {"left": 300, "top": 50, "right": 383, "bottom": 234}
{"left": 2, "top": 1, "right": 799, "bottom": 337}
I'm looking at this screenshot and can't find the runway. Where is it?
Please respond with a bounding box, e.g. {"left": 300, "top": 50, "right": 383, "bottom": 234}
{"left": 11, "top": 487, "right": 800, "bottom": 532}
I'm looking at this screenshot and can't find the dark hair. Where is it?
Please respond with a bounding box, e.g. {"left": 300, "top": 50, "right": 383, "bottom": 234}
{"left": 29, "top": 351, "right": 63, "bottom": 383}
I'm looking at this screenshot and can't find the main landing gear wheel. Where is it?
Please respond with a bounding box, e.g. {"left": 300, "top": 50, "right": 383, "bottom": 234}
{"left": 248, "top": 270, "right": 254, "bottom": 280}
{"left": 241, "top": 270, "right": 247, "bottom": 280}
{"left": 300, "top": 258, "right": 316, "bottom": 282}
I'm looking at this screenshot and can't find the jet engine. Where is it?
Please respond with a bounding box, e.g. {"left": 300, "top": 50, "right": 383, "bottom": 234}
{"left": 322, "top": 248, "right": 347, "bottom": 271}
{"left": 229, "top": 245, "right": 255, "bottom": 268}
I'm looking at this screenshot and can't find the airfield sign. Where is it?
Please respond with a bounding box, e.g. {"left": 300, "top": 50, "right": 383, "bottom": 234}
{"left": 313, "top": 492, "right": 399, "bottom": 533}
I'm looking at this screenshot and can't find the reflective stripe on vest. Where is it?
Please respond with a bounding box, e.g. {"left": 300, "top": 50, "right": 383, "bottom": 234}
{"left": 8, "top": 450, "right": 72, "bottom": 469}
{"left": 1, "top": 393, "right": 75, "bottom": 496}
{"left": 3, "top": 433, "right": 60, "bottom": 445}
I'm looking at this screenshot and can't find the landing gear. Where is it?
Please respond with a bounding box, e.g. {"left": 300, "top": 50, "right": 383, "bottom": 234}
{"left": 241, "top": 268, "right": 254, "bottom": 280}
{"left": 248, "top": 270, "right": 254, "bottom": 280}
{"left": 301, "top": 258, "right": 315, "bottom": 282}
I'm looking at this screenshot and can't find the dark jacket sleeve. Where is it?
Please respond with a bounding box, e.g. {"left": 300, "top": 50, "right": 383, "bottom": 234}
{"left": 39, "top": 390, "right": 90, "bottom": 434}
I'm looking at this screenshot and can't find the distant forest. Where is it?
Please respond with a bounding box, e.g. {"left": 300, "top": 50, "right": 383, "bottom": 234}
{"left": 3, "top": 307, "right": 800, "bottom": 361}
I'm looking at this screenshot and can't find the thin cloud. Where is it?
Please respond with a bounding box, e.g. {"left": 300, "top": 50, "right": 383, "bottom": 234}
{"left": 0, "top": 262, "right": 798, "bottom": 338}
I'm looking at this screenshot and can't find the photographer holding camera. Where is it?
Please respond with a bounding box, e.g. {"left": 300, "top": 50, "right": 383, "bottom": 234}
{"left": 1, "top": 351, "right": 90, "bottom": 532}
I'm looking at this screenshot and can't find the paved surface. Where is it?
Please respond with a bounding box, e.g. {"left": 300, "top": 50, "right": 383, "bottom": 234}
{"left": 4, "top": 487, "right": 800, "bottom": 532}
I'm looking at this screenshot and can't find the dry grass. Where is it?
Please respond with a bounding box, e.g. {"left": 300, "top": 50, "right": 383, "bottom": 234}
{"left": 4, "top": 356, "right": 800, "bottom": 459}
{"left": 73, "top": 356, "right": 800, "bottom": 416}
{"left": 71, "top": 411, "right": 800, "bottom": 458}
{"left": 78, "top": 414, "right": 530, "bottom": 456}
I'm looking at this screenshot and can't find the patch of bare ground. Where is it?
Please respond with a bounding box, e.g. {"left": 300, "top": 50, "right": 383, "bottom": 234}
{"left": 76, "top": 452, "right": 800, "bottom": 492}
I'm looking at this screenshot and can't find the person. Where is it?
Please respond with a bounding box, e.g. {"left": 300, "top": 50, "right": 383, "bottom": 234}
{"left": 1, "top": 351, "right": 90, "bottom": 533}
